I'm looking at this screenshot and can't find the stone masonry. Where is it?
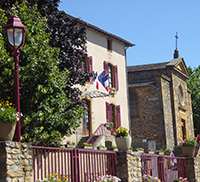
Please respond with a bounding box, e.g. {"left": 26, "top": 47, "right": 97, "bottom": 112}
{"left": 116, "top": 151, "right": 142, "bottom": 182}
{"left": 0, "top": 141, "right": 33, "bottom": 182}
{"left": 127, "top": 56, "right": 194, "bottom": 152}
{"left": 185, "top": 157, "right": 200, "bottom": 182}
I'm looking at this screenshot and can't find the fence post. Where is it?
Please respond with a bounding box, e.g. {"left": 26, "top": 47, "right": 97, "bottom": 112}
{"left": 116, "top": 151, "right": 142, "bottom": 182}
{"left": 0, "top": 141, "right": 33, "bottom": 181}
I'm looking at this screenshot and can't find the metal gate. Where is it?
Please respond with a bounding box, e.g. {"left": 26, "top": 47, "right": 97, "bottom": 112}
{"left": 141, "top": 154, "right": 186, "bottom": 182}
{"left": 32, "top": 146, "right": 117, "bottom": 182}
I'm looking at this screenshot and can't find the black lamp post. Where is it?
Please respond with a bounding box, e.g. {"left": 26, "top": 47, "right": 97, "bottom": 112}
{"left": 4, "top": 15, "right": 26, "bottom": 142}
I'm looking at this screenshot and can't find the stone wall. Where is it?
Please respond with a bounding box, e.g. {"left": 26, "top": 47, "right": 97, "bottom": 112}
{"left": 130, "top": 86, "right": 162, "bottom": 150}
{"left": 0, "top": 141, "right": 33, "bottom": 182}
{"left": 185, "top": 157, "right": 200, "bottom": 182}
{"left": 116, "top": 151, "right": 142, "bottom": 182}
{"left": 172, "top": 72, "right": 194, "bottom": 143}
{"left": 161, "top": 78, "right": 174, "bottom": 150}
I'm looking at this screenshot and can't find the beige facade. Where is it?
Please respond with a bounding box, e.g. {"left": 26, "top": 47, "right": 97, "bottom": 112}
{"left": 64, "top": 18, "right": 134, "bottom": 145}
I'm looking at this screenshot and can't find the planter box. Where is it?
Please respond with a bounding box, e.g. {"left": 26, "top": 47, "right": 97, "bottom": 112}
{"left": 97, "top": 147, "right": 107, "bottom": 151}
{"left": 115, "top": 136, "right": 132, "bottom": 151}
{"left": 182, "top": 146, "right": 195, "bottom": 157}
{"left": 159, "top": 152, "right": 164, "bottom": 155}
{"left": 111, "top": 148, "right": 118, "bottom": 152}
{"left": 66, "top": 144, "right": 76, "bottom": 149}
{"left": 84, "top": 146, "right": 93, "bottom": 150}
{"left": 0, "top": 122, "right": 16, "bottom": 141}
{"left": 109, "top": 90, "right": 117, "bottom": 95}
{"left": 104, "top": 124, "right": 113, "bottom": 128}
{"left": 148, "top": 151, "right": 155, "bottom": 155}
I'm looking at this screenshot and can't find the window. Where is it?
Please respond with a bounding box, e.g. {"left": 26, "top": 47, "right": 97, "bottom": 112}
{"left": 104, "top": 61, "right": 119, "bottom": 90}
{"left": 82, "top": 99, "right": 91, "bottom": 135}
{"left": 80, "top": 56, "right": 93, "bottom": 73}
{"left": 178, "top": 85, "right": 183, "bottom": 104}
{"left": 129, "top": 90, "right": 139, "bottom": 118}
{"left": 107, "top": 38, "right": 112, "bottom": 51}
{"left": 110, "top": 104, "right": 116, "bottom": 128}
{"left": 108, "top": 64, "right": 114, "bottom": 88}
{"left": 181, "top": 119, "right": 186, "bottom": 140}
{"left": 106, "top": 102, "right": 121, "bottom": 128}
{"left": 81, "top": 57, "right": 88, "bottom": 72}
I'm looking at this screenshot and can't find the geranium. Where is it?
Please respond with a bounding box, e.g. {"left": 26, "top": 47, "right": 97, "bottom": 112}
{"left": 0, "top": 101, "right": 22, "bottom": 123}
{"left": 142, "top": 174, "right": 160, "bottom": 182}
{"left": 179, "top": 138, "right": 197, "bottom": 148}
{"left": 115, "top": 126, "right": 129, "bottom": 138}
{"left": 96, "top": 175, "right": 121, "bottom": 182}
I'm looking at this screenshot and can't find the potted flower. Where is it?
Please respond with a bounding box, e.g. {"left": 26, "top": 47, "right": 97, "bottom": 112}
{"left": 109, "top": 88, "right": 117, "bottom": 95}
{"left": 164, "top": 148, "right": 172, "bottom": 155}
{"left": 179, "top": 138, "right": 197, "bottom": 157}
{"left": 0, "top": 101, "right": 22, "bottom": 141}
{"left": 111, "top": 145, "right": 118, "bottom": 151}
{"left": 147, "top": 148, "right": 155, "bottom": 155}
{"left": 115, "top": 126, "right": 131, "bottom": 151}
{"left": 104, "top": 122, "right": 114, "bottom": 128}
{"left": 137, "top": 148, "right": 144, "bottom": 154}
{"left": 159, "top": 148, "right": 164, "bottom": 155}
{"left": 97, "top": 144, "right": 107, "bottom": 151}
{"left": 65, "top": 141, "right": 76, "bottom": 148}
{"left": 83, "top": 142, "right": 93, "bottom": 150}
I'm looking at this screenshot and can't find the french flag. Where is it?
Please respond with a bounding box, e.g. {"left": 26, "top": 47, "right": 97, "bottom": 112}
{"left": 93, "top": 72, "right": 99, "bottom": 90}
{"left": 104, "top": 74, "right": 109, "bottom": 91}
{"left": 98, "top": 71, "right": 109, "bottom": 91}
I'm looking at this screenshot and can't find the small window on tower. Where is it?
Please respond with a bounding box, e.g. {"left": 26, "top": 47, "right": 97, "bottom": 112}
{"left": 107, "top": 38, "right": 112, "bottom": 51}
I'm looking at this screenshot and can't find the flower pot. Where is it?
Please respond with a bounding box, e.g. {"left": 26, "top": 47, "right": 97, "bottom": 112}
{"left": 148, "top": 151, "right": 155, "bottom": 155}
{"left": 97, "top": 147, "right": 107, "bottom": 151}
{"left": 84, "top": 146, "right": 93, "bottom": 150}
{"left": 104, "top": 124, "right": 113, "bottom": 128}
{"left": 182, "top": 146, "right": 195, "bottom": 157}
{"left": 115, "top": 136, "right": 131, "bottom": 151}
{"left": 0, "top": 122, "right": 16, "bottom": 141}
{"left": 66, "top": 144, "right": 76, "bottom": 149}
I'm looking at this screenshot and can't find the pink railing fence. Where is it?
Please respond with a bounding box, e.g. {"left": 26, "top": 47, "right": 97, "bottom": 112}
{"left": 86, "top": 123, "right": 115, "bottom": 145}
{"left": 141, "top": 154, "right": 186, "bottom": 182}
{"left": 32, "top": 146, "right": 116, "bottom": 182}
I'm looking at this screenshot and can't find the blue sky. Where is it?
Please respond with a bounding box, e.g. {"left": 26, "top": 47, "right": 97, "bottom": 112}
{"left": 59, "top": 0, "right": 200, "bottom": 69}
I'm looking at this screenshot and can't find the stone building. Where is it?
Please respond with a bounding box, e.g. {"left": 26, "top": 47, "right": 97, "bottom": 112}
{"left": 127, "top": 49, "right": 194, "bottom": 151}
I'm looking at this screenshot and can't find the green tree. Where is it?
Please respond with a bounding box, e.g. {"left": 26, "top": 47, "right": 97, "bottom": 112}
{"left": 187, "top": 66, "right": 200, "bottom": 135}
{"left": 0, "top": 1, "right": 88, "bottom": 146}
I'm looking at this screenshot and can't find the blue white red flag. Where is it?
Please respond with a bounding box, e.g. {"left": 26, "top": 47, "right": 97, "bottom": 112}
{"left": 104, "top": 74, "right": 109, "bottom": 91}
{"left": 98, "top": 71, "right": 109, "bottom": 91}
{"left": 92, "top": 72, "right": 99, "bottom": 90}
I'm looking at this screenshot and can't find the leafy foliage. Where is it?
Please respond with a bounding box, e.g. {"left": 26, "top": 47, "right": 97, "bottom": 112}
{"left": 187, "top": 66, "right": 200, "bottom": 135}
{"left": 0, "top": 1, "right": 90, "bottom": 147}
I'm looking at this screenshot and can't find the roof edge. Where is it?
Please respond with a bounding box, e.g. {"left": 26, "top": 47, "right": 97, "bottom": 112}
{"left": 65, "top": 14, "right": 135, "bottom": 47}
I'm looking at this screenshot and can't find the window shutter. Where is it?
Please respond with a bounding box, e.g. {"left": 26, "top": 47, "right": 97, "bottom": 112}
{"left": 104, "top": 61, "right": 108, "bottom": 75}
{"left": 116, "top": 105, "right": 121, "bottom": 127}
{"left": 88, "top": 56, "right": 93, "bottom": 72}
{"left": 114, "top": 65, "right": 119, "bottom": 90}
{"left": 106, "top": 102, "right": 111, "bottom": 123}
{"left": 88, "top": 56, "right": 93, "bottom": 83}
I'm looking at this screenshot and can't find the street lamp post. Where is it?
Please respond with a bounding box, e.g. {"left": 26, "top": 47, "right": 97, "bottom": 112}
{"left": 4, "top": 15, "right": 26, "bottom": 142}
